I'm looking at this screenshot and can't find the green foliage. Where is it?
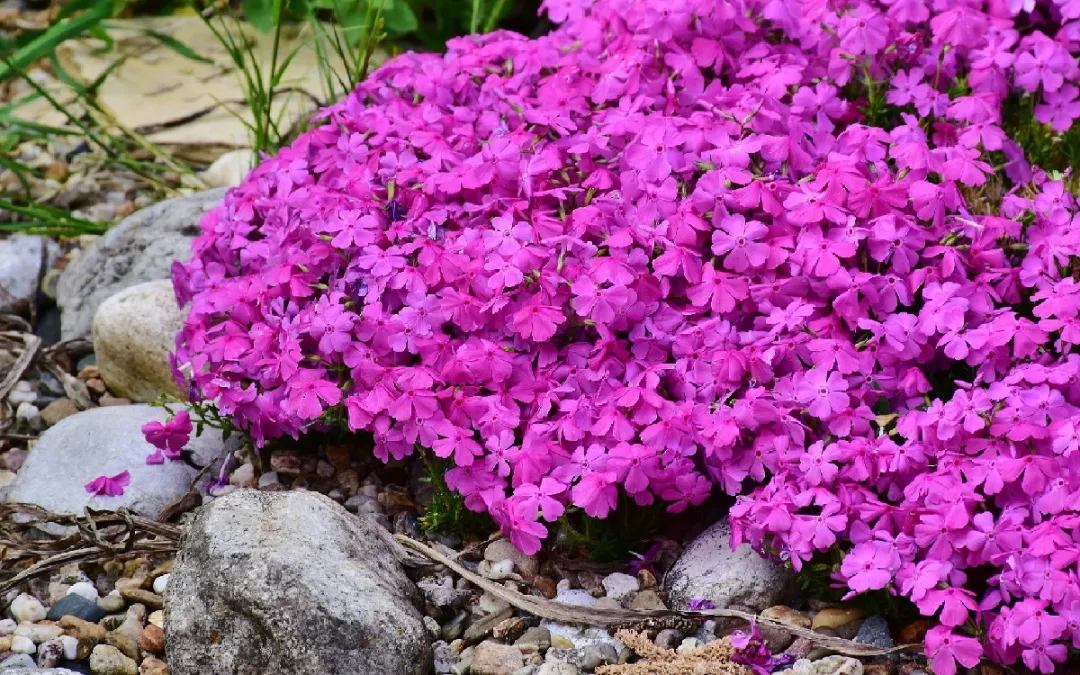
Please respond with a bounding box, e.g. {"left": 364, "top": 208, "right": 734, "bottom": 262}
{"left": 418, "top": 450, "right": 493, "bottom": 537}
{"left": 554, "top": 496, "right": 666, "bottom": 563}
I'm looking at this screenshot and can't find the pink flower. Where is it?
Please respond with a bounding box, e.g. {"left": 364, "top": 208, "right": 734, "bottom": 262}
{"left": 924, "top": 626, "right": 983, "bottom": 675}
{"left": 142, "top": 411, "right": 193, "bottom": 462}
{"left": 85, "top": 471, "right": 131, "bottom": 497}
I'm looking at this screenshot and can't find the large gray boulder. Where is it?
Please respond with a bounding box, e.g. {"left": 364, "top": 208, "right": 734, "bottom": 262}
{"left": 93, "top": 280, "right": 185, "bottom": 402}
{"left": 165, "top": 490, "right": 432, "bottom": 675}
{"left": 57, "top": 188, "right": 226, "bottom": 340}
{"left": 6, "top": 405, "right": 234, "bottom": 519}
{"left": 663, "top": 518, "right": 795, "bottom": 613}
{"left": 0, "top": 235, "right": 59, "bottom": 313}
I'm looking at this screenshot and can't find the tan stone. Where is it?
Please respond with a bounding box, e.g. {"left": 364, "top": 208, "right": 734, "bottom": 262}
{"left": 60, "top": 615, "right": 108, "bottom": 641}
{"left": 92, "top": 280, "right": 185, "bottom": 402}
{"left": 470, "top": 641, "right": 525, "bottom": 675}
{"left": 811, "top": 607, "right": 865, "bottom": 630}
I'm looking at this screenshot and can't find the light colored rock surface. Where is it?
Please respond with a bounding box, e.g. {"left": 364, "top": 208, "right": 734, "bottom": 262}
{"left": 778, "top": 656, "right": 863, "bottom": 675}
{"left": 7, "top": 405, "right": 234, "bottom": 519}
{"left": 92, "top": 280, "right": 185, "bottom": 402}
{"left": 663, "top": 518, "right": 795, "bottom": 612}
{"left": 539, "top": 589, "right": 623, "bottom": 654}
{"left": 200, "top": 149, "right": 255, "bottom": 188}
{"left": 165, "top": 489, "right": 431, "bottom": 675}
{"left": 57, "top": 188, "right": 226, "bottom": 340}
{"left": 0, "top": 235, "right": 59, "bottom": 312}
{"left": 470, "top": 641, "right": 524, "bottom": 675}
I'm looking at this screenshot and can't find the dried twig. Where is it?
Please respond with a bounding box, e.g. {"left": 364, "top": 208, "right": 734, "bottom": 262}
{"left": 0, "top": 503, "right": 182, "bottom": 595}
{"left": 393, "top": 535, "right": 920, "bottom": 659}
{"left": 0, "top": 332, "right": 41, "bottom": 402}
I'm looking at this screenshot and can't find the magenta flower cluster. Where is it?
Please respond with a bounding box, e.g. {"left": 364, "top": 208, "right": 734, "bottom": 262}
{"left": 173, "top": 0, "right": 1080, "bottom": 670}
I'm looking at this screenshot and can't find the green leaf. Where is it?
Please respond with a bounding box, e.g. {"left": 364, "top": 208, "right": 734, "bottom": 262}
{"left": 0, "top": 0, "right": 113, "bottom": 84}
{"left": 378, "top": 0, "right": 418, "bottom": 35}
{"left": 243, "top": 0, "right": 277, "bottom": 33}
{"left": 136, "top": 27, "right": 216, "bottom": 64}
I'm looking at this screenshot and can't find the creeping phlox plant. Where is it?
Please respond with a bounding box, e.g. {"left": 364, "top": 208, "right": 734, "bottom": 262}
{"left": 171, "top": 0, "right": 1080, "bottom": 670}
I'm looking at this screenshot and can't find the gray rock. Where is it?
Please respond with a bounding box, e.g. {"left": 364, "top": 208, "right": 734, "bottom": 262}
{"left": 854, "top": 615, "right": 893, "bottom": 650}
{"left": 433, "top": 641, "right": 455, "bottom": 674}
{"left": 663, "top": 518, "right": 794, "bottom": 612}
{"left": 0, "top": 655, "right": 37, "bottom": 670}
{"left": 92, "top": 280, "right": 185, "bottom": 402}
{"left": 601, "top": 573, "right": 639, "bottom": 602}
{"left": 0, "top": 235, "right": 59, "bottom": 312}
{"left": 578, "top": 644, "right": 617, "bottom": 672}
{"left": 47, "top": 594, "right": 106, "bottom": 624}
{"left": 1, "top": 669, "right": 82, "bottom": 675}
{"left": 7, "top": 405, "right": 234, "bottom": 520}
{"left": 536, "top": 665, "right": 581, "bottom": 675}
{"left": 164, "top": 489, "right": 431, "bottom": 675}
{"left": 57, "top": 188, "right": 227, "bottom": 340}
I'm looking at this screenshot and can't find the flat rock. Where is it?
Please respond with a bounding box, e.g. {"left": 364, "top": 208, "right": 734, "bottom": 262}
{"left": 7, "top": 405, "right": 234, "bottom": 520}
{"left": 92, "top": 279, "right": 185, "bottom": 402}
{"left": 165, "top": 489, "right": 431, "bottom": 675}
{"left": 663, "top": 518, "right": 795, "bottom": 612}
{"left": 0, "top": 235, "right": 59, "bottom": 313}
{"left": 57, "top": 188, "right": 227, "bottom": 340}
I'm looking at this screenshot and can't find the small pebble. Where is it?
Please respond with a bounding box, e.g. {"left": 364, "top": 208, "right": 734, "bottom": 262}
{"left": 579, "top": 643, "right": 618, "bottom": 671}
{"left": 41, "top": 398, "right": 80, "bottom": 426}
{"left": 676, "top": 637, "right": 701, "bottom": 653}
{"left": 0, "top": 618, "right": 16, "bottom": 635}
{"left": 98, "top": 591, "right": 126, "bottom": 613}
{"left": 11, "top": 634, "right": 36, "bottom": 653}
{"left": 118, "top": 587, "right": 163, "bottom": 610}
{"left": 655, "top": 628, "right": 682, "bottom": 650}
{"left": 37, "top": 637, "right": 65, "bottom": 668}
{"left": 90, "top": 643, "right": 138, "bottom": 675}
{"left": 137, "top": 624, "right": 165, "bottom": 654}
{"left": 15, "top": 622, "right": 63, "bottom": 643}
{"left": 16, "top": 402, "right": 43, "bottom": 431}
{"left": 152, "top": 574, "right": 170, "bottom": 594}
{"left": 60, "top": 634, "right": 79, "bottom": 660}
{"left": 68, "top": 581, "right": 101, "bottom": 601}
{"left": 148, "top": 610, "right": 164, "bottom": 628}
{"left": 10, "top": 593, "right": 47, "bottom": 623}
{"left": 0, "top": 653, "right": 36, "bottom": 669}
{"left": 601, "top": 573, "right": 639, "bottom": 602}
{"left": 8, "top": 380, "right": 37, "bottom": 405}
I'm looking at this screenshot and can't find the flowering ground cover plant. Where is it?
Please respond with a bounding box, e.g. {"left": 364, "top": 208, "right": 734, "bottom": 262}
{"left": 170, "top": 0, "right": 1080, "bottom": 670}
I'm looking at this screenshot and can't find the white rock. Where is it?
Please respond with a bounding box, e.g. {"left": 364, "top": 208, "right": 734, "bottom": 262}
{"left": 67, "top": 581, "right": 99, "bottom": 601}
{"left": 15, "top": 402, "right": 42, "bottom": 432}
{"left": 10, "top": 635, "right": 35, "bottom": 653}
{"left": 92, "top": 279, "right": 185, "bottom": 402}
{"left": 480, "top": 559, "right": 516, "bottom": 581}
{"left": 200, "top": 149, "right": 256, "bottom": 189}
{"left": 15, "top": 622, "right": 63, "bottom": 643}
{"left": 7, "top": 381, "right": 36, "bottom": 406}
{"left": 540, "top": 589, "right": 623, "bottom": 654}
{"left": 9, "top": 594, "right": 46, "bottom": 623}
{"left": 7, "top": 405, "right": 237, "bottom": 520}
{"left": 484, "top": 539, "right": 539, "bottom": 580}
{"left": 148, "top": 610, "right": 164, "bottom": 628}
{"left": 0, "top": 618, "right": 15, "bottom": 635}
{"left": 779, "top": 656, "right": 863, "bottom": 675}
{"left": 602, "top": 573, "right": 640, "bottom": 602}
{"left": 676, "top": 638, "right": 701, "bottom": 654}
{"left": 60, "top": 634, "right": 79, "bottom": 660}
{"left": 258, "top": 472, "right": 280, "bottom": 489}
{"left": 152, "top": 574, "right": 170, "bottom": 594}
